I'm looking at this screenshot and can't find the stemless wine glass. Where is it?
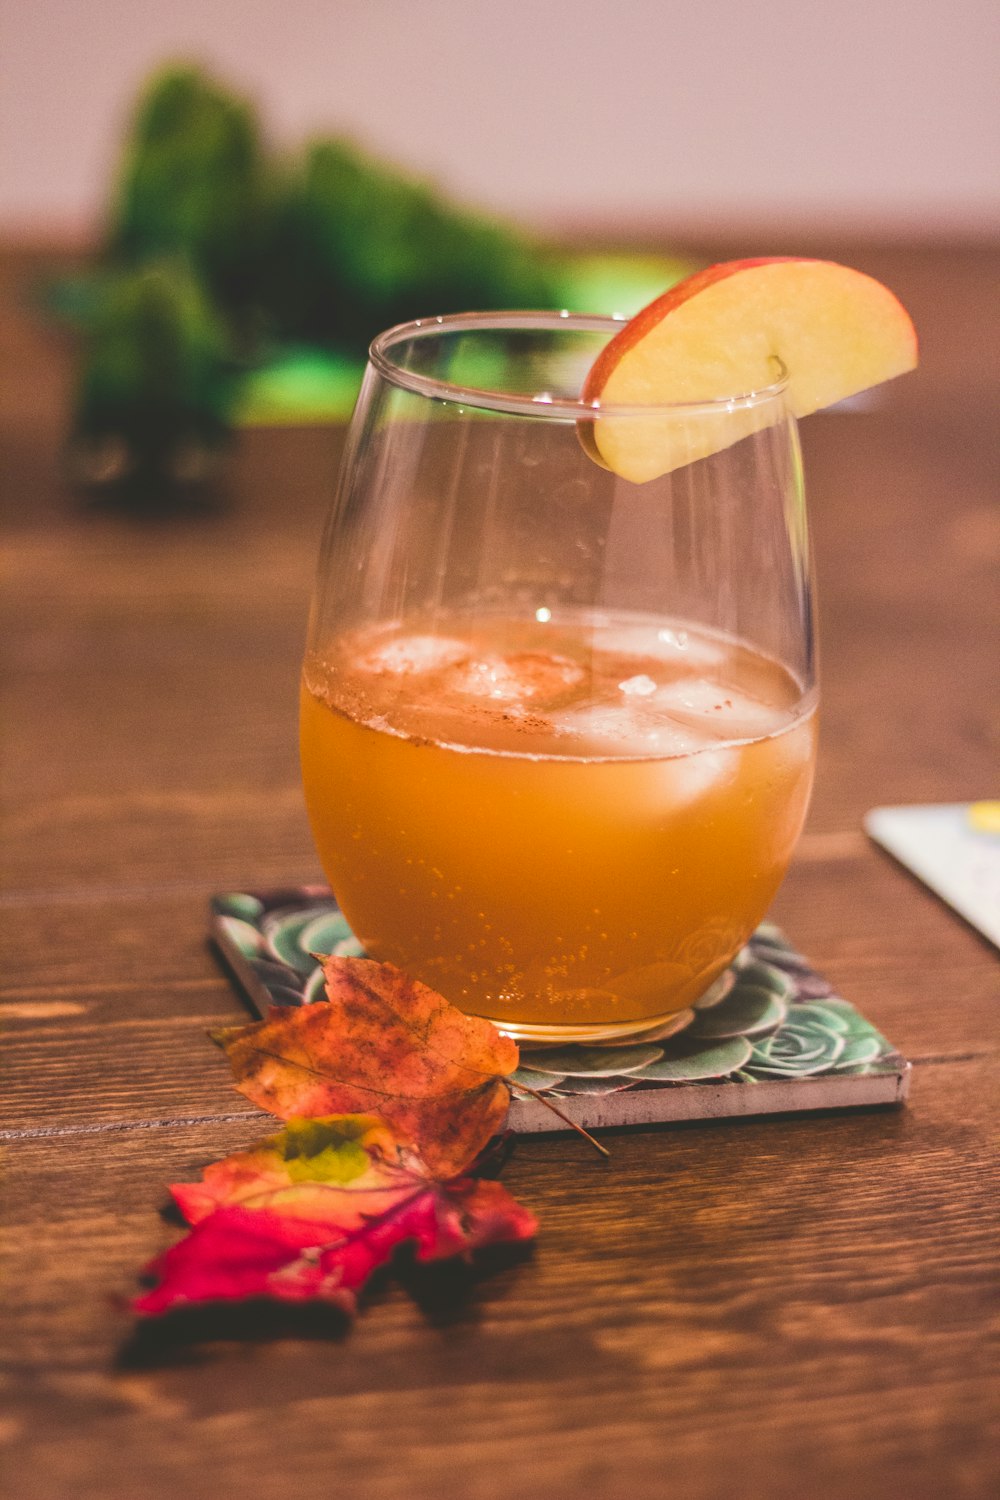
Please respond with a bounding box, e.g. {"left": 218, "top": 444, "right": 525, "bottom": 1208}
{"left": 300, "top": 312, "right": 817, "bottom": 1044}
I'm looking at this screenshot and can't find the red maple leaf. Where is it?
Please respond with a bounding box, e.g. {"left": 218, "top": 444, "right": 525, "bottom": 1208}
{"left": 135, "top": 1115, "right": 535, "bottom": 1317}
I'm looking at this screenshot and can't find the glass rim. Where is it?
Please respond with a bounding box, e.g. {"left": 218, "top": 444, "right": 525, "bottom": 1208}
{"left": 368, "top": 309, "right": 789, "bottom": 420}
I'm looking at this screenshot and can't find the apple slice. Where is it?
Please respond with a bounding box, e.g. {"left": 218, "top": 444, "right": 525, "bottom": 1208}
{"left": 581, "top": 257, "right": 918, "bottom": 482}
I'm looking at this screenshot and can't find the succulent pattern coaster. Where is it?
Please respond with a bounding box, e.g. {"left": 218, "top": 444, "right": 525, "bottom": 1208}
{"left": 211, "top": 895, "right": 910, "bottom": 1131}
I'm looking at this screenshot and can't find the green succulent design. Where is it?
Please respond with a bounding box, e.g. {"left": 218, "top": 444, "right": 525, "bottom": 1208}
{"left": 536, "top": 957, "right": 793, "bottom": 1096}
{"left": 211, "top": 892, "right": 900, "bottom": 1088}
{"left": 742, "top": 999, "right": 889, "bottom": 1079}
{"left": 212, "top": 890, "right": 363, "bottom": 1009}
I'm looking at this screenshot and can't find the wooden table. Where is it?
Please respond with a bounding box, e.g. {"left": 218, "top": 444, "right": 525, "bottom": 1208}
{"left": 2, "top": 240, "right": 998, "bottom": 1500}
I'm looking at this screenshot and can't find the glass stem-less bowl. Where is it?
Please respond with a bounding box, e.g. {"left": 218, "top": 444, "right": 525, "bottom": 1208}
{"left": 301, "top": 313, "right": 817, "bottom": 1043}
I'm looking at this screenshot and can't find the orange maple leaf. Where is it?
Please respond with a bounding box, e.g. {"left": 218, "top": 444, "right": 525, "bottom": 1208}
{"left": 214, "top": 957, "right": 520, "bottom": 1176}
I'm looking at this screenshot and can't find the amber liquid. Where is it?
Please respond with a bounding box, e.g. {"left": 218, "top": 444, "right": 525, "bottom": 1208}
{"left": 300, "top": 611, "right": 816, "bottom": 1036}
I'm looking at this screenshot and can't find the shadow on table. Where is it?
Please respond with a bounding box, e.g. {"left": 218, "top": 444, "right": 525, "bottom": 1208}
{"left": 117, "top": 1239, "right": 535, "bottom": 1369}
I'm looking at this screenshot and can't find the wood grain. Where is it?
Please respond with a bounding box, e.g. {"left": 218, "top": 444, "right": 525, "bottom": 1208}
{"left": 2, "top": 240, "right": 998, "bottom": 1500}
{"left": 3, "top": 1059, "right": 997, "bottom": 1500}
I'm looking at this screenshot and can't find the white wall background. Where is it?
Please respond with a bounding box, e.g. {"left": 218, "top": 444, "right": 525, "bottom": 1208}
{"left": 2, "top": 0, "right": 998, "bottom": 237}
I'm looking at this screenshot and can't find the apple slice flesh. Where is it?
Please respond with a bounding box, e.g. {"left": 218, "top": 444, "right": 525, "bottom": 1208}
{"left": 581, "top": 258, "right": 918, "bottom": 482}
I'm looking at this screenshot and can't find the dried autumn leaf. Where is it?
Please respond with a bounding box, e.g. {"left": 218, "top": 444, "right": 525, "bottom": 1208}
{"left": 214, "top": 957, "right": 520, "bottom": 1175}
{"left": 135, "top": 1115, "right": 536, "bottom": 1317}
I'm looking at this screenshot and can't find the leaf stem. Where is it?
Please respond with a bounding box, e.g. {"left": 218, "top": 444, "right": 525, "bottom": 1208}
{"left": 508, "top": 1082, "right": 610, "bottom": 1158}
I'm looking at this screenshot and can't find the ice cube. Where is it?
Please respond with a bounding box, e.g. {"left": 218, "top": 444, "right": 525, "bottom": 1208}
{"left": 654, "top": 677, "right": 784, "bottom": 740}
{"left": 446, "top": 652, "right": 583, "bottom": 705}
{"left": 555, "top": 702, "right": 737, "bottom": 803}
{"left": 356, "top": 634, "right": 470, "bottom": 676}
{"left": 654, "top": 747, "right": 734, "bottom": 807}
{"left": 754, "top": 714, "right": 816, "bottom": 775}
{"left": 598, "top": 622, "right": 726, "bottom": 669}
{"left": 555, "top": 704, "right": 706, "bottom": 757}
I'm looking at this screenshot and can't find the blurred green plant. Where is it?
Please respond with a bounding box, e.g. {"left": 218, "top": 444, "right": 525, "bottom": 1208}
{"left": 109, "top": 66, "right": 273, "bottom": 325}
{"left": 265, "top": 139, "right": 556, "bottom": 349}
{"left": 70, "top": 258, "right": 237, "bottom": 494}
{"left": 61, "top": 63, "right": 560, "bottom": 501}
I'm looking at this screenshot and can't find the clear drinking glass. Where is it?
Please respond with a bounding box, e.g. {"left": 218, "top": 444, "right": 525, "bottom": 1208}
{"left": 300, "top": 312, "right": 817, "bottom": 1043}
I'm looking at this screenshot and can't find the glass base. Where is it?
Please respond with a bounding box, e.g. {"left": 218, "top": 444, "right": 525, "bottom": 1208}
{"left": 488, "top": 1008, "right": 694, "bottom": 1048}
{"left": 473, "top": 969, "right": 735, "bottom": 1048}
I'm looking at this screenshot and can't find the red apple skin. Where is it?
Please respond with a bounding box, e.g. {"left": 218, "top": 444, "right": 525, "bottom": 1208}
{"left": 582, "top": 257, "right": 918, "bottom": 407}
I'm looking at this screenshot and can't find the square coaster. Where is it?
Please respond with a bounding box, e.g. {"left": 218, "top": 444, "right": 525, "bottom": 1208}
{"left": 210, "top": 888, "right": 909, "bottom": 1133}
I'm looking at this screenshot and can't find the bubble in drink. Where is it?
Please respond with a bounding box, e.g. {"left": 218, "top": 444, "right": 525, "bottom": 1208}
{"left": 618, "top": 674, "right": 658, "bottom": 697}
